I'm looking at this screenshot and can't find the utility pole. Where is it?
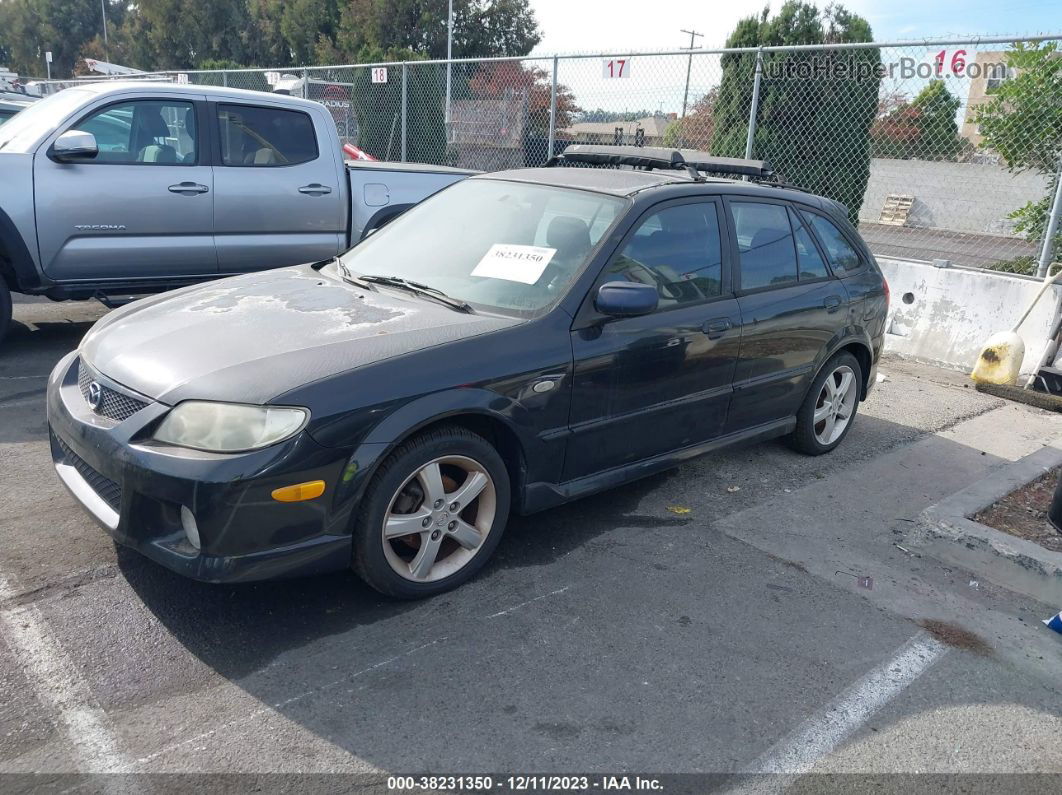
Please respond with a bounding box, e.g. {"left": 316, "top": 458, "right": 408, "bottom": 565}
{"left": 679, "top": 28, "right": 703, "bottom": 124}
{"left": 100, "top": 0, "right": 109, "bottom": 59}
{"left": 444, "top": 0, "right": 453, "bottom": 144}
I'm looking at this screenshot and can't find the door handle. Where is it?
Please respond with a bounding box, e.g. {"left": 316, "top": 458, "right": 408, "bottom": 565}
{"left": 168, "top": 182, "right": 209, "bottom": 195}
{"left": 298, "top": 183, "right": 332, "bottom": 195}
{"left": 824, "top": 295, "right": 843, "bottom": 313}
{"left": 702, "top": 318, "right": 733, "bottom": 339}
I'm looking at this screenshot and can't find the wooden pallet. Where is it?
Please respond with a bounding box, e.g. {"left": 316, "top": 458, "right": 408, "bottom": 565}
{"left": 879, "top": 194, "right": 914, "bottom": 226}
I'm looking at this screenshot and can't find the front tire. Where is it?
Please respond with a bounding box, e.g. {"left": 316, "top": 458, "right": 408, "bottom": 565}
{"left": 787, "top": 351, "right": 862, "bottom": 456}
{"left": 0, "top": 280, "right": 11, "bottom": 350}
{"left": 352, "top": 426, "right": 511, "bottom": 598}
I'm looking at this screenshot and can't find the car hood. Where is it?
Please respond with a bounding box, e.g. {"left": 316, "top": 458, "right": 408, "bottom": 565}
{"left": 80, "top": 266, "right": 520, "bottom": 404}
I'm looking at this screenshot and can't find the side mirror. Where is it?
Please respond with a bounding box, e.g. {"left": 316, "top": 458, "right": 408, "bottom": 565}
{"left": 595, "top": 281, "right": 659, "bottom": 318}
{"left": 51, "top": 130, "right": 98, "bottom": 161}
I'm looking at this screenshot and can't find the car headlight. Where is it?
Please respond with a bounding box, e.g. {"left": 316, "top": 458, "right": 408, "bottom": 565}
{"left": 154, "top": 402, "right": 308, "bottom": 453}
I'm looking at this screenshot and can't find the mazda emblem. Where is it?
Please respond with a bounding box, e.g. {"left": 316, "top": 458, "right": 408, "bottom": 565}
{"left": 86, "top": 381, "right": 103, "bottom": 411}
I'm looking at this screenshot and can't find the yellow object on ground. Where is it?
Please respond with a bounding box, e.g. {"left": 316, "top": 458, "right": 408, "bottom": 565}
{"left": 971, "top": 331, "right": 1025, "bottom": 385}
{"left": 970, "top": 264, "right": 1062, "bottom": 386}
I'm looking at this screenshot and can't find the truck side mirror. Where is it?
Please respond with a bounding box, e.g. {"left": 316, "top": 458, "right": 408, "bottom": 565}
{"left": 51, "top": 130, "right": 99, "bottom": 162}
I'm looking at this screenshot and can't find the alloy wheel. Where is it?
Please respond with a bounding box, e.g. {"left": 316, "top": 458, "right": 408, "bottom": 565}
{"left": 381, "top": 455, "right": 497, "bottom": 582}
{"left": 813, "top": 364, "right": 857, "bottom": 446}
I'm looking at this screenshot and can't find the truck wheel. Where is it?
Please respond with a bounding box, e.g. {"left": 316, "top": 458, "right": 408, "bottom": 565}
{"left": 0, "top": 280, "right": 11, "bottom": 349}
{"left": 352, "top": 426, "right": 511, "bottom": 599}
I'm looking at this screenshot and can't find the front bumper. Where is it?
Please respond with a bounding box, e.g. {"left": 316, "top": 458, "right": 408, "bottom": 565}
{"left": 46, "top": 352, "right": 371, "bottom": 583}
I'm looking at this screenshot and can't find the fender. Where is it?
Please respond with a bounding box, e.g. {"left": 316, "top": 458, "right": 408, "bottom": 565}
{"left": 362, "top": 387, "right": 540, "bottom": 449}
{"left": 808, "top": 329, "right": 875, "bottom": 401}
{"left": 328, "top": 387, "right": 549, "bottom": 520}
{"left": 359, "top": 203, "right": 415, "bottom": 241}
{"left": 0, "top": 205, "right": 45, "bottom": 293}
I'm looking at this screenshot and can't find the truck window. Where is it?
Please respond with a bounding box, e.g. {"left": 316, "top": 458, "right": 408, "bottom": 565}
{"left": 75, "top": 100, "right": 197, "bottom": 165}
{"left": 216, "top": 104, "right": 318, "bottom": 167}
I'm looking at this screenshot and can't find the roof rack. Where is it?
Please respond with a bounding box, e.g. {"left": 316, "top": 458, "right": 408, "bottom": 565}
{"left": 546, "top": 144, "right": 785, "bottom": 185}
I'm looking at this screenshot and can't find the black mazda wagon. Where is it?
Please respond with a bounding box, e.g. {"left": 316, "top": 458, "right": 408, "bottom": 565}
{"left": 47, "top": 146, "right": 888, "bottom": 598}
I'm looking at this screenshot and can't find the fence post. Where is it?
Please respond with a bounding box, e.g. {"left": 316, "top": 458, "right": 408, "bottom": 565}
{"left": 301, "top": 68, "right": 309, "bottom": 99}
{"left": 222, "top": 72, "right": 227, "bottom": 88}
{"left": 744, "top": 47, "right": 764, "bottom": 162}
{"left": 401, "top": 63, "right": 408, "bottom": 163}
{"left": 1037, "top": 161, "right": 1062, "bottom": 278}
{"left": 547, "top": 55, "right": 559, "bottom": 161}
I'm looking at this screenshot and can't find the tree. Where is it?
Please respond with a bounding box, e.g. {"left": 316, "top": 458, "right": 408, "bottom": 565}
{"left": 345, "top": 46, "right": 445, "bottom": 164}
{"left": 664, "top": 89, "right": 717, "bottom": 149}
{"left": 0, "top": 0, "right": 111, "bottom": 78}
{"left": 134, "top": 0, "right": 251, "bottom": 70}
{"left": 974, "top": 42, "right": 1062, "bottom": 270}
{"left": 711, "top": 2, "right": 881, "bottom": 223}
{"left": 467, "top": 60, "right": 578, "bottom": 136}
{"left": 871, "top": 80, "right": 965, "bottom": 161}
{"left": 336, "top": 0, "right": 540, "bottom": 61}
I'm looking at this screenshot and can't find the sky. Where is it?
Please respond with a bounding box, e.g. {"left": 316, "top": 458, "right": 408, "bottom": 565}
{"left": 528, "top": 0, "right": 1062, "bottom": 56}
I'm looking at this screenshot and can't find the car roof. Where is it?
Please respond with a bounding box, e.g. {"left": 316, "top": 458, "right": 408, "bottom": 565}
{"left": 74, "top": 80, "right": 322, "bottom": 110}
{"left": 476, "top": 166, "right": 691, "bottom": 196}
{"left": 477, "top": 165, "right": 837, "bottom": 210}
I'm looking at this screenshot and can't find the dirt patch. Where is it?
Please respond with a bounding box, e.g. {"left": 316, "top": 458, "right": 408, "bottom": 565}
{"left": 972, "top": 466, "right": 1062, "bottom": 553}
{"left": 919, "top": 619, "right": 993, "bottom": 656}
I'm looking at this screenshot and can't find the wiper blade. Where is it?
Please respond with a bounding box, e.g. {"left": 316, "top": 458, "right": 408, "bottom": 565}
{"left": 331, "top": 257, "right": 377, "bottom": 291}
{"left": 358, "top": 275, "right": 474, "bottom": 313}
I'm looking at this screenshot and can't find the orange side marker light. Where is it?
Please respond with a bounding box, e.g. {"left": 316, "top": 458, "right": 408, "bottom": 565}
{"left": 271, "top": 480, "right": 326, "bottom": 502}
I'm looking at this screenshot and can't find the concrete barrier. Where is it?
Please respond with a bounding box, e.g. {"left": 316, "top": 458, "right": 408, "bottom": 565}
{"left": 879, "top": 257, "right": 1062, "bottom": 375}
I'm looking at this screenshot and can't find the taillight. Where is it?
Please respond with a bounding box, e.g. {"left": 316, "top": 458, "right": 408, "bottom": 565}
{"left": 882, "top": 277, "right": 890, "bottom": 309}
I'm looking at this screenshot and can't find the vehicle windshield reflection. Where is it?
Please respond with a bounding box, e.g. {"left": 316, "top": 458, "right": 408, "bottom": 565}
{"left": 337, "top": 179, "right": 626, "bottom": 316}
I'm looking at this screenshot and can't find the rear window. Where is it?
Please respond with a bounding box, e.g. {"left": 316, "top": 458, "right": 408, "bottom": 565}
{"left": 802, "top": 211, "right": 863, "bottom": 273}
{"left": 217, "top": 104, "right": 318, "bottom": 167}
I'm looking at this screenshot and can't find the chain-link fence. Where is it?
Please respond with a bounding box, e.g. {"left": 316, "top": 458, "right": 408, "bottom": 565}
{"left": 35, "top": 34, "right": 1062, "bottom": 273}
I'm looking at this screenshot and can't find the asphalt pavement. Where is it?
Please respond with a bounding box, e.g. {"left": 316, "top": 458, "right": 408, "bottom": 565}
{"left": 1, "top": 296, "right": 1061, "bottom": 788}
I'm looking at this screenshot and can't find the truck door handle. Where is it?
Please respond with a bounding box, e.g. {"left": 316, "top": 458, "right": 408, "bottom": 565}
{"left": 702, "top": 318, "right": 732, "bottom": 339}
{"left": 824, "top": 295, "right": 843, "bottom": 313}
{"left": 168, "top": 182, "right": 209, "bottom": 195}
{"left": 298, "top": 183, "right": 332, "bottom": 195}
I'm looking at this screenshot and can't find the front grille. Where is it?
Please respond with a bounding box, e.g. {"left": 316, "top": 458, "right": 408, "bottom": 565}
{"left": 54, "top": 434, "right": 122, "bottom": 513}
{"left": 78, "top": 360, "right": 149, "bottom": 422}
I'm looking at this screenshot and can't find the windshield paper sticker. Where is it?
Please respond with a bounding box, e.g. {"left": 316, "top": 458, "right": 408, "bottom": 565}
{"left": 471, "top": 244, "right": 556, "bottom": 284}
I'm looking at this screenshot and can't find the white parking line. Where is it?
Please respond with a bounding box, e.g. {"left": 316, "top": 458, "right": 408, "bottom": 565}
{"left": 747, "top": 632, "right": 947, "bottom": 776}
{"left": 487, "top": 585, "right": 570, "bottom": 618}
{"left": 0, "top": 574, "right": 130, "bottom": 774}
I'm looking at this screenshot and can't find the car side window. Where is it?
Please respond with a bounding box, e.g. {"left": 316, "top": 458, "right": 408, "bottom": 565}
{"left": 802, "top": 211, "right": 862, "bottom": 273}
{"left": 731, "top": 201, "right": 798, "bottom": 290}
{"left": 217, "top": 104, "right": 318, "bottom": 167}
{"left": 789, "top": 207, "right": 830, "bottom": 280}
{"left": 600, "top": 202, "right": 724, "bottom": 311}
{"left": 74, "top": 100, "right": 197, "bottom": 165}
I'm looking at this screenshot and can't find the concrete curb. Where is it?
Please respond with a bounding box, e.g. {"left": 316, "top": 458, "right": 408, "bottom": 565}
{"left": 916, "top": 442, "right": 1062, "bottom": 606}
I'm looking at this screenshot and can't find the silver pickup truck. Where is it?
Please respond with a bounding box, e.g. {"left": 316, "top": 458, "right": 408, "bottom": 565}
{"left": 0, "top": 81, "right": 474, "bottom": 346}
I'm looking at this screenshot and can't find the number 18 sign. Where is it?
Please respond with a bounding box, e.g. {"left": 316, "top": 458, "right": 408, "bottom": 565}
{"left": 602, "top": 58, "right": 631, "bottom": 79}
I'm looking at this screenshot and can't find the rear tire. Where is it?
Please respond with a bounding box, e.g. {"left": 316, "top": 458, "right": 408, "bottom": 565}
{"left": 351, "top": 426, "right": 511, "bottom": 599}
{"left": 787, "top": 351, "right": 862, "bottom": 456}
{"left": 0, "top": 280, "right": 11, "bottom": 350}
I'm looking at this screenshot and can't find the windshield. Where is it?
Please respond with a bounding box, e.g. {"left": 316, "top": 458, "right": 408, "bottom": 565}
{"left": 0, "top": 89, "right": 90, "bottom": 152}
{"left": 337, "top": 178, "right": 626, "bottom": 315}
